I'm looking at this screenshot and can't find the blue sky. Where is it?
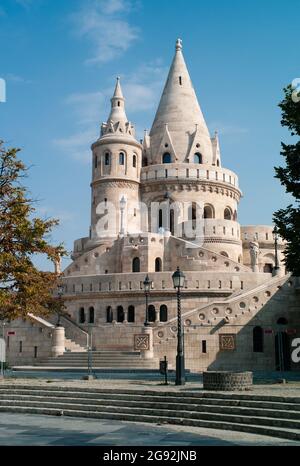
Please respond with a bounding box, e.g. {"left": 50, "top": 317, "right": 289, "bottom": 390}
{"left": 0, "top": 0, "right": 299, "bottom": 270}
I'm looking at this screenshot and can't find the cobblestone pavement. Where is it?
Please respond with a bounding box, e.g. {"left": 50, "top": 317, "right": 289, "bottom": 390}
{"left": 0, "top": 413, "right": 299, "bottom": 446}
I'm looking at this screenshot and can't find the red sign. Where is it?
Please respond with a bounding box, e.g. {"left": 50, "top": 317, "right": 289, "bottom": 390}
{"left": 264, "top": 329, "right": 273, "bottom": 334}
{"left": 7, "top": 331, "right": 15, "bottom": 336}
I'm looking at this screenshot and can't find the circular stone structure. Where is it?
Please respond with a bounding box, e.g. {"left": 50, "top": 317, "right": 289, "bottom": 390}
{"left": 203, "top": 371, "right": 253, "bottom": 391}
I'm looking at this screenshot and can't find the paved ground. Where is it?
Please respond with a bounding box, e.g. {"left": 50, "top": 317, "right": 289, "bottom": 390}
{"left": 0, "top": 413, "right": 299, "bottom": 446}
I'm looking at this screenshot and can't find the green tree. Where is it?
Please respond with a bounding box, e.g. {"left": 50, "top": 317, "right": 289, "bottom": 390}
{"left": 0, "top": 141, "right": 66, "bottom": 319}
{"left": 273, "top": 84, "right": 300, "bottom": 275}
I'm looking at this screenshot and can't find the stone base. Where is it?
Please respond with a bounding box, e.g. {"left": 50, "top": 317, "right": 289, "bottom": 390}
{"left": 203, "top": 371, "right": 253, "bottom": 391}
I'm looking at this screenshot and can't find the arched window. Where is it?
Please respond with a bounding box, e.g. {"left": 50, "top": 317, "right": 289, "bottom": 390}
{"left": 160, "top": 305, "right": 168, "bottom": 322}
{"left": 194, "top": 152, "right": 202, "bottom": 164}
{"left": 148, "top": 305, "right": 156, "bottom": 322}
{"left": 158, "top": 209, "right": 163, "bottom": 228}
{"left": 106, "top": 306, "right": 113, "bottom": 323}
{"left": 155, "top": 257, "right": 162, "bottom": 272}
{"left": 253, "top": 326, "right": 264, "bottom": 352}
{"left": 162, "top": 152, "right": 171, "bottom": 164}
{"left": 132, "top": 154, "right": 137, "bottom": 168}
{"left": 233, "top": 210, "right": 237, "bottom": 221}
{"left": 88, "top": 307, "right": 94, "bottom": 324}
{"left": 170, "top": 209, "right": 175, "bottom": 235}
{"left": 263, "top": 263, "right": 273, "bottom": 273}
{"left": 128, "top": 305, "right": 135, "bottom": 323}
{"left": 94, "top": 155, "right": 98, "bottom": 168}
{"left": 105, "top": 152, "right": 110, "bottom": 165}
{"left": 217, "top": 160, "right": 220, "bottom": 167}
{"left": 220, "top": 251, "right": 229, "bottom": 257}
{"left": 119, "top": 152, "right": 125, "bottom": 165}
{"left": 224, "top": 208, "right": 232, "bottom": 220}
{"left": 132, "top": 257, "right": 140, "bottom": 273}
{"left": 117, "top": 306, "right": 124, "bottom": 322}
{"left": 117, "top": 101, "right": 120, "bottom": 107}
{"left": 203, "top": 205, "right": 214, "bottom": 219}
{"left": 79, "top": 307, "right": 85, "bottom": 324}
{"left": 277, "top": 317, "right": 288, "bottom": 325}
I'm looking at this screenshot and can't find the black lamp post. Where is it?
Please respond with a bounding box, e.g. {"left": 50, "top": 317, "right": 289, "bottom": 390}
{"left": 172, "top": 266, "right": 186, "bottom": 385}
{"left": 56, "top": 284, "right": 64, "bottom": 326}
{"left": 273, "top": 226, "right": 280, "bottom": 273}
{"left": 143, "top": 274, "right": 152, "bottom": 326}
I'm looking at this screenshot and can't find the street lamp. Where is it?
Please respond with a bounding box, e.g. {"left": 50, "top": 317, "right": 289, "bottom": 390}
{"left": 272, "top": 225, "right": 280, "bottom": 273}
{"left": 143, "top": 274, "right": 152, "bottom": 326}
{"left": 56, "top": 284, "right": 64, "bottom": 327}
{"left": 172, "top": 266, "right": 186, "bottom": 385}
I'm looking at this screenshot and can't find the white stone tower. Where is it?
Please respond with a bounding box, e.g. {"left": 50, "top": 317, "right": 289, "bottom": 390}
{"left": 89, "top": 78, "right": 142, "bottom": 246}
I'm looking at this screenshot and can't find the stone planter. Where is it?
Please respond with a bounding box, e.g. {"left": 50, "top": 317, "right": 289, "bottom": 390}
{"left": 203, "top": 371, "right": 253, "bottom": 391}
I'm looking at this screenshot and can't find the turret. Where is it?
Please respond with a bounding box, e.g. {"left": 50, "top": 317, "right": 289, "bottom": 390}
{"left": 90, "top": 78, "right": 142, "bottom": 243}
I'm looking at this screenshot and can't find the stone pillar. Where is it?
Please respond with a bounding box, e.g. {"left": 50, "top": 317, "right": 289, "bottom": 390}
{"left": 140, "top": 326, "right": 154, "bottom": 360}
{"left": 52, "top": 326, "right": 65, "bottom": 357}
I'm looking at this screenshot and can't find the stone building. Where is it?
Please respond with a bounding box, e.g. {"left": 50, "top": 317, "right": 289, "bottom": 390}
{"left": 5, "top": 40, "right": 300, "bottom": 372}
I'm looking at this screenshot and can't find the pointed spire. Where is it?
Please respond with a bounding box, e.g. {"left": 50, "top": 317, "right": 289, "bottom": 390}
{"left": 149, "top": 39, "right": 213, "bottom": 165}
{"left": 107, "top": 77, "right": 127, "bottom": 123}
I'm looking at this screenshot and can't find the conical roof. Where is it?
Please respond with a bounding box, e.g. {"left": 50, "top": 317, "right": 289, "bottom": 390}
{"left": 149, "top": 39, "right": 213, "bottom": 164}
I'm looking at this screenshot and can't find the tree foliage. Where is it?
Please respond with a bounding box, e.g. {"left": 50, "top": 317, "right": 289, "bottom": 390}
{"left": 273, "top": 85, "right": 300, "bottom": 275}
{"left": 0, "top": 141, "right": 66, "bottom": 319}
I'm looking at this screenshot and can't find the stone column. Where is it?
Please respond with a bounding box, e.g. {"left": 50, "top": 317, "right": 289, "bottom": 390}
{"left": 140, "top": 326, "right": 154, "bottom": 360}
{"left": 52, "top": 326, "right": 65, "bottom": 357}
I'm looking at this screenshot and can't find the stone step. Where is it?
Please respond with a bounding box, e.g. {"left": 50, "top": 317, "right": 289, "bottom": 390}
{"left": 0, "top": 387, "right": 298, "bottom": 410}
{"left": 1, "top": 393, "right": 300, "bottom": 421}
{"left": 0, "top": 402, "right": 299, "bottom": 441}
{"left": 1, "top": 387, "right": 299, "bottom": 411}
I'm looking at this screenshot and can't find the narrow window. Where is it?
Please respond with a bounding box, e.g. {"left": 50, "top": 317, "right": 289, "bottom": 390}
{"left": 119, "top": 152, "right": 125, "bottom": 165}
{"left": 34, "top": 346, "right": 38, "bottom": 358}
{"left": 128, "top": 305, "right": 135, "bottom": 323}
{"left": 159, "top": 305, "right": 168, "bottom": 322}
{"left": 179, "top": 76, "right": 182, "bottom": 85}
{"left": 94, "top": 155, "right": 98, "bottom": 168}
{"left": 155, "top": 257, "right": 162, "bottom": 272}
{"left": 117, "top": 306, "right": 124, "bottom": 322}
{"left": 133, "top": 154, "right": 137, "bottom": 168}
{"left": 106, "top": 306, "right": 113, "bottom": 323}
{"left": 117, "top": 101, "right": 120, "bottom": 107}
{"left": 148, "top": 305, "right": 156, "bottom": 322}
{"left": 19, "top": 341, "right": 22, "bottom": 353}
{"left": 132, "top": 257, "right": 140, "bottom": 273}
{"left": 105, "top": 153, "right": 110, "bottom": 165}
{"left": 89, "top": 307, "right": 94, "bottom": 324}
{"left": 79, "top": 308, "right": 85, "bottom": 323}
{"left": 253, "top": 326, "right": 264, "bottom": 352}
{"left": 202, "top": 340, "right": 207, "bottom": 353}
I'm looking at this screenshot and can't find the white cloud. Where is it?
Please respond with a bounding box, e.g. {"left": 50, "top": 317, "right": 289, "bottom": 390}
{"left": 65, "top": 91, "right": 105, "bottom": 124}
{"left": 53, "top": 128, "right": 97, "bottom": 164}
{"left": 71, "top": 0, "right": 139, "bottom": 65}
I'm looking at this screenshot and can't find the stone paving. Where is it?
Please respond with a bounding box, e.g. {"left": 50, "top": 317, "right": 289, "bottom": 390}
{"left": 0, "top": 413, "right": 299, "bottom": 446}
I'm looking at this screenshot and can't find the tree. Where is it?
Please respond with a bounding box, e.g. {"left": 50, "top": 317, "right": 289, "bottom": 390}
{"left": 273, "top": 84, "right": 300, "bottom": 275}
{"left": 0, "top": 141, "right": 66, "bottom": 320}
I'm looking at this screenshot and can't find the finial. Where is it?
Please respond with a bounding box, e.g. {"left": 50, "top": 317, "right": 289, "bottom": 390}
{"left": 176, "top": 38, "right": 182, "bottom": 51}
{"left": 116, "top": 76, "right": 120, "bottom": 81}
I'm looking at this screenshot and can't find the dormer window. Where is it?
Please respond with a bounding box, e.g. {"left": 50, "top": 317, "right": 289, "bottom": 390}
{"left": 119, "top": 152, "right": 125, "bottom": 165}
{"left": 194, "top": 152, "right": 202, "bottom": 164}
{"left": 162, "top": 152, "right": 171, "bottom": 164}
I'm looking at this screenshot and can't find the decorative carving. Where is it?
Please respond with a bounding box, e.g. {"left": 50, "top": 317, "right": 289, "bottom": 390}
{"left": 134, "top": 334, "right": 150, "bottom": 350}
{"left": 219, "top": 334, "right": 236, "bottom": 350}
{"left": 249, "top": 241, "right": 260, "bottom": 271}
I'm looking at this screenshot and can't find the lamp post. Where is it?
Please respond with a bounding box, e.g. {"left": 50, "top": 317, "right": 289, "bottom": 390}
{"left": 119, "top": 196, "right": 126, "bottom": 235}
{"left": 143, "top": 274, "right": 152, "bottom": 326}
{"left": 56, "top": 284, "right": 64, "bottom": 327}
{"left": 172, "top": 266, "right": 186, "bottom": 385}
{"left": 273, "top": 226, "right": 280, "bottom": 274}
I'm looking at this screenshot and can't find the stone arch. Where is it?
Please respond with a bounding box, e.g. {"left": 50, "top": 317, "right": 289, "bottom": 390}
{"left": 106, "top": 306, "right": 113, "bottom": 323}
{"left": 132, "top": 257, "right": 140, "bottom": 273}
{"left": 148, "top": 305, "right": 156, "bottom": 322}
{"left": 117, "top": 306, "right": 125, "bottom": 322}
{"left": 162, "top": 152, "right": 171, "bottom": 163}
{"left": 88, "top": 306, "right": 95, "bottom": 324}
{"left": 194, "top": 152, "right": 202, "bottom": 164}
{"left": 79, "top": 307, "right": 85, "bottom": 324}
{"left": 160, "top": 305, "right": 168, "bottom": 322}
{"left": 119, "top": 151, "right": 126, "bottom": 165}
{"left": 224, "top": 207, "right": 233, "bottom": 220}
{"left": 128, "top": 305, "right": 135, "bottom": 323}
{"left": 203, "top": 204, "right": 214, "bottom": 219}
{"left": 155, "top": 257, "right": 162, "bottom": 272}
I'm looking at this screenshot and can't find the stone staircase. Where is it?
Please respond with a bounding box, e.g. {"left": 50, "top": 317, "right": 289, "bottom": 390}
{"left": 0, "top": 384, "right": 300, "bottom": 441}
{"left": 64, "top": 338, "right": 86, "bottom": 353}
{"left": 13, "top": 351, "right": 159, "bottom": 371}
